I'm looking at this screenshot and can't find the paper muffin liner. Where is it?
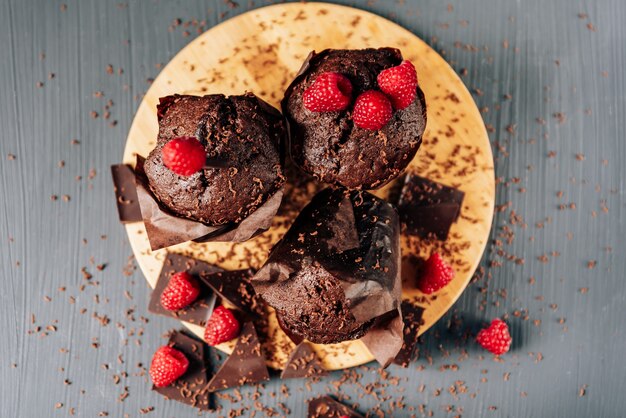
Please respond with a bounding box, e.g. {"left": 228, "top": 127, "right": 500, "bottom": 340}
{"left": 250, "top": 188, "right": 403, "bottom": 366}
{"left": 281, "top": 48, "right": 426, "bottom": 191}
{"left": 134, "top": 156, "right": 284, "bottom": 251}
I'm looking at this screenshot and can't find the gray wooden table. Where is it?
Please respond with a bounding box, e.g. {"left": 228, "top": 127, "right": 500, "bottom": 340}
{"left": 1, "top": 0, "right": 624, "bottom": 417}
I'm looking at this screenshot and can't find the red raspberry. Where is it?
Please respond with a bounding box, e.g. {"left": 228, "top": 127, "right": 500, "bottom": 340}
{"left": 161, "top": 136, "right": 206, "bottom": 176}
{"left": 377, "top": 60, "right": 418, "bottom": 110}
{"left": 204, "top": 306, "right": 241, "bottom": 346}
{"left": 149, "top": 345, "right": 189, "bottom": 388}
{"left": 352, "top": 90, "right": 393, "bottom": 130}
{"left": 417, "top": 253, "right": 455, "bottom": 294}
{"left": 303, "top": 72, "right": 353, "bottom": 112}
{"left": 160, "top": 271, "right": 200, "bottom": 311}
{"left": 476, "top": 318, "right": 512, "bottom": 355}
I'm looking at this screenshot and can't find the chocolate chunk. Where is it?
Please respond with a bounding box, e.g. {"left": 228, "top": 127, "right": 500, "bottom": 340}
{"left": 148, "top": 253, "right": 221, "bottom": 326}
{"left": 199, "top": 269, "right": 263, "bottom": 317}
{"left": 308, "top": 396, "right": 364, "bottom": 418}
{"left": 252, "top": 188, "right": 402, "bottom": 345}
{"left": 207, "top": 322, "right": 269, "bottom": 391}
{"left": 153, "top": 331, "right": 213, "bottom": 411}
{"left": 280, "top": 342, "right": 327, "bottom": 379}
{"left": 393, "top": 301, "right": 425, "bottom": 367}
{"left": 110, "top": 164, "right": 142, "bottom": 223}
{"left": 395, "top": 173, "right": 465, "bottom": 240}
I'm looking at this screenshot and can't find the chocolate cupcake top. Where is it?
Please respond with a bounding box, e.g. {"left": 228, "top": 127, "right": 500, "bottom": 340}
{"left": 144, "top": 93, "right": 285, "bottom": 225}
{"left": 283, "top": 48, "right": 427, "bottom": 190}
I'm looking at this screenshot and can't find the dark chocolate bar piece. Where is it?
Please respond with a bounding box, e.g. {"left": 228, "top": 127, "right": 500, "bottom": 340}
{"left": 110, "top": 164, "right": 142, "bottom": 223}
{"left": 153, "top": 331, "right": 213, "bottom": 410}
{"left": 396, "top": 173, "right": 465, "bottom": 240}
{"left": 393, "top": 300, "right": 425, "bottom": 367}
{"left": 207, "top": 322, "right": 269, "bottom": 391}
{"left": 148, "top": 253, "right": 221, "bottom": 326}
{"left": 308, "top": 396, "right": 364, "bottom": 418}
{"left": 281, "top": 342, "right": 327, "bottom": 379}
{"left": 199, "top": 269, "right": 263, "bottom": 317}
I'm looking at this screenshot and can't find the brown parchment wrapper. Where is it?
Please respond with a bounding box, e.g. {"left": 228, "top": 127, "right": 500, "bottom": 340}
{"left": 360, "top": 308, "right": 404, "bottom": 368}
{"left": 134, "top": 156, "right": 283, "bottom": 251}
{"left": 251, "top": 188, "right": 403, "bottom": 357}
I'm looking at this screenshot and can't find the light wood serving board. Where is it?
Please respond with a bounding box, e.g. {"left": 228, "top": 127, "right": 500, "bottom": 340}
{"left": 123, "top": 2, "right": 494, "bottom": 370}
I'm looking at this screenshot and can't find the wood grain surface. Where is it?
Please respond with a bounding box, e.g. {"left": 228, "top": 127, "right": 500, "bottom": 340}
{"left": 0, "top": 0, "right": 624, "bottom": 417}
{"left": 123, "top": 2, "right": 494, "bottom": 371}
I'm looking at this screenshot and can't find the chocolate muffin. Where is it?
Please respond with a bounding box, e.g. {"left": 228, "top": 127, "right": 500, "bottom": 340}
{"left": 144, "top": 93, "right": 285, "bottom": 225}
{"left": 251, "top": 188, "right": 402, "bottom": 344}
{"left": 282, "top": 48, "right": 427, "bottom": 190}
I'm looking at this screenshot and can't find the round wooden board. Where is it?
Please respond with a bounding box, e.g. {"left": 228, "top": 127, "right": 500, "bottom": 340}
{"left": 123, "top": 2, "right": 494, "bottom": 371}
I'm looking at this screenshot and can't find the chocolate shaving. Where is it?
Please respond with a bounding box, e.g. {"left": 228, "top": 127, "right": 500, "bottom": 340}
{"left": 395, "top": 173, "right": 465, "bottom": 240}
{"left": 280, "top": 342, "right": 327, "bottom": 379}
{"left": 110, "top": 164, "right": 142, "bottom": 223}
{"left": 148, "top": 253, "right": 221, "bottom": 326}
{"left": 207, "top": 322, "right": 269, "bottom": 391}
{"left": 308, "top": 395, "right": 364, "bottom": 418}
{"left": 134, "top": 156, "right": 284, "bottom": 251}
{"left": 153, "top": 330, "right": 213, "bottom": 411}
{"left": 199, "top": 269, "right": 263, "bottom": 318}
{"left": 393, "top": 300, "right": 425, "bottom": 367}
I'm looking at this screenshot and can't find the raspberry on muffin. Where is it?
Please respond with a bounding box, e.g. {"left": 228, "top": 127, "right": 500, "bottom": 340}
{"left": 282, "top": 48, "right": 427, "bottom": 190}
{"left": 144, "top": 93, "right": 285, "bottom": 226}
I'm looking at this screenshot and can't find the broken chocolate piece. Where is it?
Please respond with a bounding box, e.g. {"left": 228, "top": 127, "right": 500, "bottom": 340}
{"left": 207, "top": 322, "right": 269, "bottom": 391}
{"left": 153, "top": 330, "right": 213, "bottom": 411}
{"left": 393, "top": 300, "right": 425, "bottom": 367}
{"left": 199, "top": 269, "right": 263, "bottom": 317}
{"left": 396, "top": 173, "right": 465, "bottom": 240}
{"left": 251, "top": 188, "right": 403, "bottom": 345}
{"left": 110, "top": 164, "right": 142, "bottom": 223}
{"left": 148, "top": 253, "right": 221, "bottom": 326}
{"left": 308, "top": 396, "right": 364, "bottom": 418}
{"left": 280, "top": 342, "right": 327, "bottom": 379}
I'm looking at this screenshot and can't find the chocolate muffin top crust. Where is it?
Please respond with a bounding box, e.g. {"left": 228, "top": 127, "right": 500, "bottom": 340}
{"left": 283, "top": 48, "right": 427, "bottom": 190}
{"left": 144, "top": 93, "right": 285, "bottom": 225}
{"left": 271, "top": 261, "right": 374, "bottom": 344}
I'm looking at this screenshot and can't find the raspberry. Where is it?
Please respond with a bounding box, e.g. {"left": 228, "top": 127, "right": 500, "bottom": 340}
{"left": 160, "top": 271, "right": 201, "bottom": 311}
{"left": 377, "top": 60, "right": 418, "bottom": 110}
{"left": 161, "top": 136, "right": 206, "bottom": 176}
{"left": 149, "top": 345, "right": 189, "bottom": 388}
{"left": 417, "top": 253, "right": 455, "bottom": 294}
{"left": 476, "top": 318, "right": 512, "bottom": 355}
{"left": 352, "top": 90, "right": 393, "bottom": 130}
{"left": 303, "top": 72, "right": 353, "bottom": 112}
{"left": 204, "top": 306, "right": 241, "bottom": 346}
